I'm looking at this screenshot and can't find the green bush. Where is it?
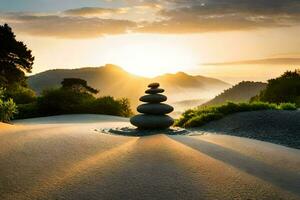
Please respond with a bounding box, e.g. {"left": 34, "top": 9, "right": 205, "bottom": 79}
{"left": 37, "top": 88, "right": 95, "bottom": 116}
{"left": 16, "top": 88, "right": 133, "bottom": 119}
{"left": 251, "top": 70, "right": 300, "bottom": 107}
{"left": 90, "top": 96, "right": 119, "bottom": 115}
{"left": 5, "top": 84, "right": 36, "bottom": 104}
{"left": 184, "top": 113, "right": 223, "bottom": 128}
{"left": 14, "top": 77, "right": 133, "bottom": 119}
{"left": 0, "top": 88, "right": 18, "bottom": 122}
{"left": 89, "top": 96, "right": 132, "bottom": 117}
{"left": 15, "top": 102, "right": 39, "bottom": 119}
{"left": 175, "top": 109, "right": 195, "bottom": 127}
{"left": 117, "top": 98, "right": 133, "bottom": 117}
{"left": 278, "top": 102, "right": 297, "bottom": 110}
{"left": 175, "top": 101, "right": 297, "bottom": 128}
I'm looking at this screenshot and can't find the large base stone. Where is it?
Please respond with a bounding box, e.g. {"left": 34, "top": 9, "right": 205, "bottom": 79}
{"left": 98, "top": 127, "right": 190, "bottom": 136}
{"left": 130, "top": 114, "right": 174, "bottom": 129}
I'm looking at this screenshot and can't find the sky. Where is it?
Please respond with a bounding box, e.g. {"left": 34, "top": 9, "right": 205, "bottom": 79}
{"left": 1, "top": 0, "right": 300, "bottom": 83}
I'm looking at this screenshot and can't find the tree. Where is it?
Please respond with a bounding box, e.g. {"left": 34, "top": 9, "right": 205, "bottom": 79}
{"left": 0, "top": 24, "right": 34, "bottom": 86}
{"left": 251, "top": 70, "right": 300, "bottom": 107}
{"left": 61, "top": 78, "right": 99, "bottom": 94}
{"left": 37, "top": 88, "right": 95, "bottom": 115}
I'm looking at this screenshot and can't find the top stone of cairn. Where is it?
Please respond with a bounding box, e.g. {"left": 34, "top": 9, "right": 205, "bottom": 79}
{"left": 148, "top": 82, "right": 160, "bottom": 89}
{"left": 146, "top": 82, "right": 165, "bottom": 94}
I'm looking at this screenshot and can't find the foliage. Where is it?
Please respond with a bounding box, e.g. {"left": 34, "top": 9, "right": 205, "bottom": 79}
{"left": 118, "top": 98, "right": 133, "bottom": 117}
{"left": 0, "top": 24, "right": 34, "bottom": 86}
{"left": 16, "top": 87, "right": 132, "bottom": 119}
{"left": 183, "top": 113, "right": 223, "bottom": 128}
{"left": 175, "top": 101, "right": 297, "bottom": 128}
{"left": 251, "top": 70, "right": 300, "bottom": 107}
{"left": 89, "top": 96, "right": 133, "bottom": 117}
{"left": 0, "top": 88, "right": 18, "bottom": 122}
{"left": 5, "top": 84, "right": 36, "bottom": 104}
{"left": 15, "top": 102, "right": 39, "bottom": 119}
{"left": 0, "top": 23, "right": 36, "bottom": 119}
{"left": 61, "top": 78, "right": 99, "bottom": 94}
{"left": 37, "top": 88, "right": 95, "bottom": 116}
{"left": 278, "top": 102, "right": 297, "bottom": 110}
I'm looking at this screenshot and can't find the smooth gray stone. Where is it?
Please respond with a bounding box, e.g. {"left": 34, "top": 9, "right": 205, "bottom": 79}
{"left": 130, "top": 114, "right": 174, "bottom": 129}
{"left": 145, "top": 88, "right": 164, "bottom": 94}
{"left": 148, "top": 82, "right": 160, "bottom": 88}
{"left": 137, "top": 103, "right": 174, "bottom": 115}
{"left": 140, "top": 94, "right": 167, "bottom": 103}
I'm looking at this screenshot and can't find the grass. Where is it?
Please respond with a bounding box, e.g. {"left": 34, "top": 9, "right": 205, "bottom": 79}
{"left": 175, "top": 101, "right": 297, "bottom": 128}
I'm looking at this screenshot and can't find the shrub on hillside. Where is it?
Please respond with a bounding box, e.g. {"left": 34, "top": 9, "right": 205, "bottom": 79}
{"left": 16, "top": 88, "right": 133, "bottom": 119}
{"left": 251, "top": 70, "right": 300, "bottom": 107}
{"left": 37, "top": 88, "right": 95, "bottom": 116}
{"left": 175, "top": 101, "right": 297, "bottom": 128}
{"left": 15, "top": 102, "right": 39, "bottom": 119}
{"left": 5, "top": 84, "right": 36, "bottom": 104}
{"left": 184, "top": 113, "right": 223, "bottom": 128}
{"left": 89, "top": 96, "right": 133, "bottom": 117}
{"left": 118, "top": 98, "right": 133, "bottom": 117}
{"left": 0, "top": 88, "right": 18, "bottom": 122}
{"left": 278, "top": 102, "right": 297, "bottom": 110}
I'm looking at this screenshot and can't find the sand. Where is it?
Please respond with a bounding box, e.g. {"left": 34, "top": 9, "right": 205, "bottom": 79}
{"left": 0, "top": 114, "right": 299, "bottom": 200}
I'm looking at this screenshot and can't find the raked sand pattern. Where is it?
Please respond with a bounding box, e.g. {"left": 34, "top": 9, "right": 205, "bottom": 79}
{"left": 0, "top": 114, "right": 300, "bottom": 200}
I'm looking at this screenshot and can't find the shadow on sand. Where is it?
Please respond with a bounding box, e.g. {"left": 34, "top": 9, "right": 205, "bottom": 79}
{"left": 169, "top": 135, "right": 300, "bottom": 196}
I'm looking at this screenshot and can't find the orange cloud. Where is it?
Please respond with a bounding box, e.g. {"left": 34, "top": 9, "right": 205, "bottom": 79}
{"left": 63, "top": 7, "right": 130, "bottom": 16}
{"left": 1, "top": 0, "right": 300, "bottom": 38}
{"left": 2, "top": 13, "right": 136, "bottom": 39}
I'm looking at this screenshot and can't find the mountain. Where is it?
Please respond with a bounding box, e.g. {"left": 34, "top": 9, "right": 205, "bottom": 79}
{"left": 202, "top": 81, "right": 267, "bottom": 106}
{"left": 28, "top": 64, "right": 230, "bottom": 108}
{"left": 202, "top": 57, "right": 300, "bottom": 66}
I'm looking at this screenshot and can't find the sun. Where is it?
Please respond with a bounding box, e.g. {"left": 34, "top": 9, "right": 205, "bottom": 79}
{"left": 30, "top": 34, "right": 198, "bottom": 76}
{"left": 109, "top": 36, "right": 197, "bottom": 77}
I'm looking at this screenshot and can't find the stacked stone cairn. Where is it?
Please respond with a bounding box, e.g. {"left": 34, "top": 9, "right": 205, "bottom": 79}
{"left": 130, "top": 83, "right": 174, "bottom": 130}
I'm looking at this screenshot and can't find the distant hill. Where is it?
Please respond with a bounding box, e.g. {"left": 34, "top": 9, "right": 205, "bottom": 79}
{"left": 28, "top": 64, "right": 230, "bottom": 108}
{"left": 202, "top": 81, "right": 267, "bottom": 106}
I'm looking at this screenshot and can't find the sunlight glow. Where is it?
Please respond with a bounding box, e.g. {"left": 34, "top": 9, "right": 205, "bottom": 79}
{"left": 106, "top": 38, "right": 198, "bottom": 77}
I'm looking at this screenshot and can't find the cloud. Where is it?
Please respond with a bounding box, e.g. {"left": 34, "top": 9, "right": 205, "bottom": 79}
{"left": 202, "top": 57, "right": 300, "bottom": 66}
{"left": 63, "top": 7, "right": 129, "bottom": 16}
{"left": 1, "top": 13, "right": 136, "bottom": 39}
{"left": 1, "top": 0, "right": 300, "bottom": 38}
{"left": 138, "top": 15, "right": 291, "bottom": 34}
{"left": 161, "top": 0, "right": 300, "bottom": 16}
{"left": 138, "top": 0, "right": 300, "bottom": 33}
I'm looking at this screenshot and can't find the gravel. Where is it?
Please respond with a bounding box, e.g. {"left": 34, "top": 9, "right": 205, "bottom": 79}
{"left": 194, "top": 110, "right": 300, "bottom": 149}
